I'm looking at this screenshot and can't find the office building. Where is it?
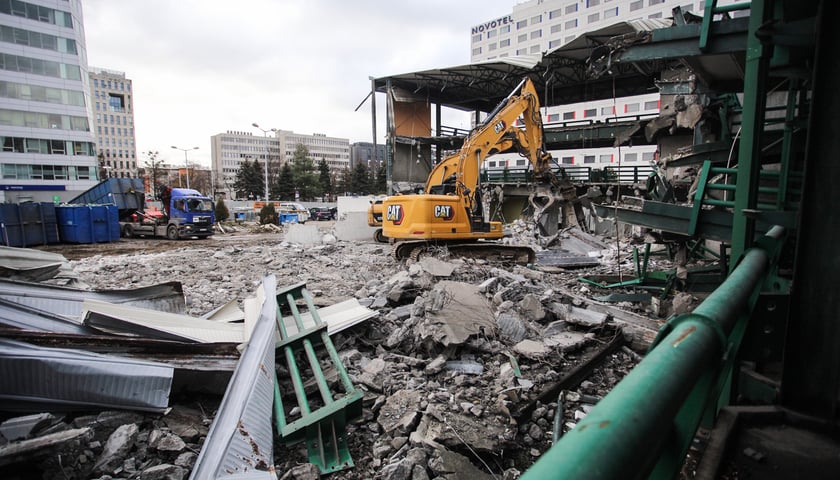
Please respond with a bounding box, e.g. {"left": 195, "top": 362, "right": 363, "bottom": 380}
{"left": 0, "top": 0, "right": 97, "bottom": 202}
{"left": 211, "top": 129, "right": 349, "bottom": 200}
{"left": 350, "top": 142, "right": 386, "bottom": 171}
{"left": 89, "top": 68, "right": 136, "bottom": 179}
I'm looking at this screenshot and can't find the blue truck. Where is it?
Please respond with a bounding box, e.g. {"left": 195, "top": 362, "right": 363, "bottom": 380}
{"left": 68, "top": 179, "right": 215, "bottom": 240}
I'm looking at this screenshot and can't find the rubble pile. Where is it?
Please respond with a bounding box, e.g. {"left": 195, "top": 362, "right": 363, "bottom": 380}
{"left": 0, "top": 226, "right": 688, "bottom": 479}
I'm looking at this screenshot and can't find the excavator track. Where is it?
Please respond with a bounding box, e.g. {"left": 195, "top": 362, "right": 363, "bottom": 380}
{"left": 392, "top": 240, "right": 536, "bottom": 265}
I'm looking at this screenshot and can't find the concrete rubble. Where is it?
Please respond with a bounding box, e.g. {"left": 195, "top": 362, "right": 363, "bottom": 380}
{"left": 0, "top": 218, "right": 710, "bottom": 479}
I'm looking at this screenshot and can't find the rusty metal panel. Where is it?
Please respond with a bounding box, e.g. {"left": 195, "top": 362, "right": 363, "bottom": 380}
{"left": 189, "top": 275, "right": 277, "bottom": 479}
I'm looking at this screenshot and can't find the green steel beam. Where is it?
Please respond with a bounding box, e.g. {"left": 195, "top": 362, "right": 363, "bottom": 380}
{"left": 619, "top": 16, "right": 749, "bottom": 63}
{"left": 729, "top": 0, "right": 771, "bottom": 270}
{"left": 521, "top": 227, "right": 782, "bottom": 480}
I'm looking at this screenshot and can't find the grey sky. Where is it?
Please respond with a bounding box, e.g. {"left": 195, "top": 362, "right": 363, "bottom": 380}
{"left": 82, "top": 0, "right": 514, "bottom": 167}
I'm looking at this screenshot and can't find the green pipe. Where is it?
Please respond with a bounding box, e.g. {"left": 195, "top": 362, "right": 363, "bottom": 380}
{"left": 521, "top": 230, "right": 775, "bottom": 480}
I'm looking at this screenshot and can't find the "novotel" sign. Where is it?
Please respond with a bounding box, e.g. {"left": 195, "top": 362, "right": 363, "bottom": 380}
{"left": 472, "top": 16, "right": 514, "bottom": 35}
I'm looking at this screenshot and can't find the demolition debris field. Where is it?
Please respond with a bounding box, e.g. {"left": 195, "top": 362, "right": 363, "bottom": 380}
{"left": 7, "top": 225, "right": 669, "bottom": 479}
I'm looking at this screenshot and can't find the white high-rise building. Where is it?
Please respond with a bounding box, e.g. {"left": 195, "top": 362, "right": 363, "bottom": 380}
{"left": 0, "top": 0, "right": 97, "bottom": 202}
{"left": 469, "top": 0, "right": 747, "bottom": 169}
{"left": 89, "top": 68, "right": 137, "bottom": 179}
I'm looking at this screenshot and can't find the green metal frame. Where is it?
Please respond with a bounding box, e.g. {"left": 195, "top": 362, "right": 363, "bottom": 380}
{"left": 521, "top": 227, "right": 786, "bottom": 480}
{"left": 272, "top": 282, "right": 364, "bottom": 474}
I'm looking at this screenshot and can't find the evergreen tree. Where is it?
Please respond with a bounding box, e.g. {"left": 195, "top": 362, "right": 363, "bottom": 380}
{"left": 274, "top": 163, "right": 295, "bottom": 200}
{"left": 233, "top": 159, "right": 264, "bottom": 200}
{"left": 375, "top": 163, "right": 387, "bottom": 193}
{"left": 259, "top": 203, "right": 278, "bottom": 225}
{"left": 318, "top": 158, "right": 332, "bottom": 200}
{"left": 337, "top": 167, "right": 352, "bottom": 195}
{"left": 214, "top": 198, "right": 230, "bottom": 222}
{"left": 351, "top": 162, "right": 370, "bottom": 194}
{"left": 291, "top": 144, "right": 319, "bottom": 200}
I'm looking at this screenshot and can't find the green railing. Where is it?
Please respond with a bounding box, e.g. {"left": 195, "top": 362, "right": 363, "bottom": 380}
{"left": 479, "top": 165, "right": 655, "bottom": 184}
{"left": 521, "top": 225, "right": 786, "bottom": 480}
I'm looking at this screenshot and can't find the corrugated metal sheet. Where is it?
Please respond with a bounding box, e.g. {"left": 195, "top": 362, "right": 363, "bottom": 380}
{"left": 190, "top": 275, "right": 277, "bottom": 479}
{"left": 0, "top": 338, "right": 172, "bottom": 412}
{"left": 280, "top": 298, "right": 377, "bottom": 337}
{"left": 0, "top": 279, "right": 186, "bottom": 319}
{"left": 81, "top": 299, "right": 243, "bottom": 344}
{"left": 0, "top": 246, "right": 75, "bottom": 283}
{"left": 0, "top": 298, "right": 96, "bottom": 334}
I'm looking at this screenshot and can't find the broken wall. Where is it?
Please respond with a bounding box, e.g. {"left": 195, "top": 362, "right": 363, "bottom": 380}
{"left": 389, "top": 88, "right": 434, "bottom": 186}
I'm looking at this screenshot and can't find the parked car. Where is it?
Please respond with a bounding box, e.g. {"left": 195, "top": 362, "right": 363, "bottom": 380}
{"left": 309, "top": 207, "right": 334, "bottom": 221}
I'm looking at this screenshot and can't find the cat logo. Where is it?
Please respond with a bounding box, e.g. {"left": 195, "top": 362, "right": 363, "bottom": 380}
{"left": 386, "top": 204, "right": 404, "bottom": 225}
{"left": 434, "top": 205, "right": 454, "bottom": 220}
{"left": 493, "top": 120, "right": 506, "bottom": 134}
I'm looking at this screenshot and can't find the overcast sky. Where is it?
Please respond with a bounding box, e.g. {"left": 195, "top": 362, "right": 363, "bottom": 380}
{"left": 82, "top": 0, "right": 515, "bottom": 167}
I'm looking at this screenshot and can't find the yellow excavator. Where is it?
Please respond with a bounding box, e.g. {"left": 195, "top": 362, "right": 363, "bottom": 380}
{"left": 382, "top": 77, "right": 557, "bottom": 262}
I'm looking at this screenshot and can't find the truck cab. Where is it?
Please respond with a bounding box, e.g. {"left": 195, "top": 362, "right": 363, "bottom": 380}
{"left": 164, "top": 188, "right": 215, "bottom": 239}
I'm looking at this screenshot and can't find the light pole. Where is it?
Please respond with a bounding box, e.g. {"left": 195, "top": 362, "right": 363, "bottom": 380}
{"left": 252, "top": 123, "right": 277, "bottom": 201}
{"left": 171, "top": 145, "right": 199, "bottom": 190}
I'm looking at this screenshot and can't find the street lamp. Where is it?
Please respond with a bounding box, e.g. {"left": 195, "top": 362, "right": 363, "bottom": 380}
{"left": 252, "top": 123, "right": 277, "bottom": 201}
{"left": 171, "top": 145, "right": 199, "bottom": 189}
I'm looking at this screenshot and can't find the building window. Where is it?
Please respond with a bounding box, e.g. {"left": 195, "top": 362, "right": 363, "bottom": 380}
{"left": 587, "top": 0, "right": 601, "bottom": 7}
{"left": 549, "top": 39, "right": 562, "bottom": 49}
{"left": 517, "top": 19, "right": 528, "bottom": 29}
{"left": 563, "top": 111, "right": 575, "bottom": 120}
{"left": 649, "top": 12, "right": 663, "bottom": 18}
{"left": 487, "top": 29, "right": 497, "bottom": 38}
{"left": 531, "top": 14, "right": 542, "bottom": 24}
{"left": 584, "top": 155, "right": 596, "bottom": 164}
{"left": 566, "top": 4, "right": 578, "bottom": 14}
{"left": 0, "top": 1, "right": 73, "bottom": 28}
{"left": 516, "top": 48, "right": 528, "bottom": 55}
{"left": 584, "top": 108, "right": 597, "bottom": 118}
{"left": 588, "top": 13, "right": 600, "bottom": 22}
{"left": 108, "top": 94, "right": 125, "bottom": 112}
{"left": 518, "top": 33, "right": 527, "bottom": 42}
{"left": 644, "top": 100, "right": 659, "bottom": 110}
{"left": 472, "top": 33, "right": 481, "bottom": 43}
{"left": 501, "top": 25, "right": 511, "bottom": 33}
{"left": 630, "top": 0, "right": 644, "bottom": 11}
{"left": 624, "top": 153, "right": 638, "bottom": 162}
{"left": 561, "top": 156, "right": 574, "bottom": 164}
{"left": 599, "top": 154, "right": 612, "bottom": 163}
{"left": 642, "top": 151, "right": 656, "bottom": 162}
{"left": 472, "top": 47, "right": 482, "bottom": 55}
{"left": 551, "top": 24, "right": 562, "bottom": 33}
{"left": 565, "top": 19, "right": 578, "bottom": 29}
{"left": 500, "top": 38, "right": 510, "bottom": 47}
{"left": 488, "top": 43, "right": 497, "bottom": 51}
{"left": 547, "top": 113, "right": 559, "bottom": 122}
{"left": 625, "top": 103, "right": 640, "bottom": 113}
{"left": 549, "top": 8, "right": 562, "bottom": 19}
{"left": 649, "top": 0, "right": 665, "bottom": 4}
{"left": 565, "top": 34, "right": 577, "bottom": 43}
{"left": 604, "top": 7, "right": 619, "bottom": 18}
{"left": 601, "top": 106, "right": 615, "bottom": 115}
{"left": 530, "top": 30, "right": 541, "bottom": 39}
{"left": 529, "top": 45, "right": 540, "bottom": 53}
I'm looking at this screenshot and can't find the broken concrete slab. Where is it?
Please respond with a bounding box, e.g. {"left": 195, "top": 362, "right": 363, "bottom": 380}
{"left": 94, "top": 423, "right": 139, "bottom": 474}
{"left": 419, "top": 257, "right": 456, "bottom": 277}
{"left": 428, "top": 449, "right": 496, "bottom": 480}
{"left": 418, "top": 281, "right": 496, "bottom": 347}
{"left": 377, "top": 389, "right": 422, "bottom": 435}
{"left": 513, "top": 339, "right": 551, "bottom": 358}
{"left": 422, "top": 405, "right": 513, "bottom": 453}
{"left": 566, "top": 306, "right": 609, "bottom": 328}
{"left": 283, "top": 223, "right": 321, "bottom": 246}
{"left": 544, "top": 331, "right": 590, "bottom": 352}
{"left": 519, "top": 294, "right": 546, "bottom": 322}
